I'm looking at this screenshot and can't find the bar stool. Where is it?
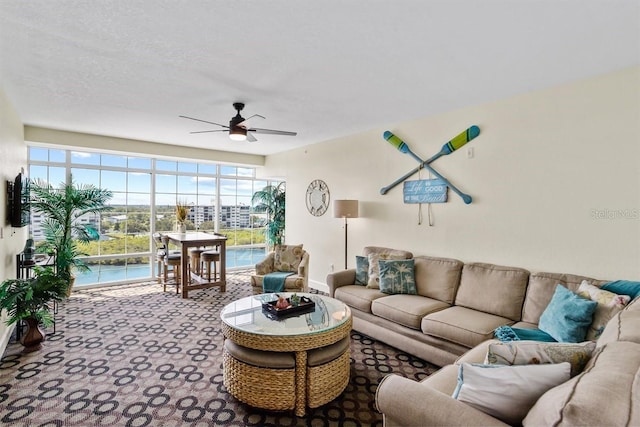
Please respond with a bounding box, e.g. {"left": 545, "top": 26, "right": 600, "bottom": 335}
{"left": 161, "top": 235, "right": 184, "bottom": 293}
{"left": 201, "top": 250, "right": 220, "bottom": 281}
{"left": 189, "top": 248, "right": 206, "bottom": 275}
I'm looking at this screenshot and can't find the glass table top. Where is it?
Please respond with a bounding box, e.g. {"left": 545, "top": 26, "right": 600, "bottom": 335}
{"left": 220, "top": 293, "right": 351, "bottom": 336}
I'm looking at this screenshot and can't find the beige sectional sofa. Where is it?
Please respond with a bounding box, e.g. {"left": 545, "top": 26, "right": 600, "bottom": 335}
{"left": 326, "top": 246, "right": 640, "bottom": 425}
{"left": 375, "top": 299, "right": 640, "bottom": 426}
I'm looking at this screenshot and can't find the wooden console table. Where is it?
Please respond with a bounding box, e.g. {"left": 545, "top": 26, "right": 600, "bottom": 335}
{"left": 164, "top": 232, "right": 227, "bottom": 298}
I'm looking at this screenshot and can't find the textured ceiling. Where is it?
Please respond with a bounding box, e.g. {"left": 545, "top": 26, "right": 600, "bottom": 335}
{"left": 1, "top": 1, "right": 639, "bottom": 156}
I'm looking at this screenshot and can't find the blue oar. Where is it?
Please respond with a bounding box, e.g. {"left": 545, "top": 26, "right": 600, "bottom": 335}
{"left": 382, "top": 131, "right": 473, "bottom": 204}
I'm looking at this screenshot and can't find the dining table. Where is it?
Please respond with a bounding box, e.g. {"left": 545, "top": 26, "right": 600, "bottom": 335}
{"left": 163, "top": 231, "right": 228, "bottom": 298}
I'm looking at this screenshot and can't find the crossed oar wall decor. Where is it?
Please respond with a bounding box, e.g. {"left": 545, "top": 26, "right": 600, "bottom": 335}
{"left": 380, "top": 126, "right": 480, "bottom": 204}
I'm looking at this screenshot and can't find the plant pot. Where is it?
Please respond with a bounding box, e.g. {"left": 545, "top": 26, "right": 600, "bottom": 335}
{"left": 177, "top": 223, "right": 187, "bottom": 233}
{"left": 20, "top": 317, "right": 45, "bottom": 353}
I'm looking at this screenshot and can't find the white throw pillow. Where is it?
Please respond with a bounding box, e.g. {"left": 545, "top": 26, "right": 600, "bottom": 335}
{"left": 452, "top": 362, "right": 571, "bottom": 426}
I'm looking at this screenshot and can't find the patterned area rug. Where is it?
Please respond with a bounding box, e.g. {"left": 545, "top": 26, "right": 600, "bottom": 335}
{"left": 0, "top": 270, "right": 438, "bottom": 426}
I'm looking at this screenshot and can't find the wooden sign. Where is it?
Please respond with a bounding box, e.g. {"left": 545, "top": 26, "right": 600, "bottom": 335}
{"left": 403, "top": 179, "right": 448, "bottom": 204}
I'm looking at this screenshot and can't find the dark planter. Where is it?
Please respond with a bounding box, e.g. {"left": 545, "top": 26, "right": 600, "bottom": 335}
{"left": 20, "top": 317, "right": 45, "bottom": 353}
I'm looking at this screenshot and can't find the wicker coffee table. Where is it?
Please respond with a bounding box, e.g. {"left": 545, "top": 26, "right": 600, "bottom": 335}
{"left": 220, "top": 293, "right": 352, "bottom": 416}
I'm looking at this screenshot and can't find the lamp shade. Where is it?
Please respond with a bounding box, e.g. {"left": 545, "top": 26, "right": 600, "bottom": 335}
{"left": 333, "top": 200, "right": 359, "bottom": 218}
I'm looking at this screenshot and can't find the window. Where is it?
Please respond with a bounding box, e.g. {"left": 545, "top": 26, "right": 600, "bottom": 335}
{"left": 28, "top": 146, "right": 278, "bottom": 289}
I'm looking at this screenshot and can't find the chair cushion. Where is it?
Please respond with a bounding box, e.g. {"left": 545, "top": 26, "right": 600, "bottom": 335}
{"left": 307, "top": 336, "right": 350, "bottom": 367}
{"left": 251, "top": 274, "right": 304, "bottom": 292}
{"left": 223, "top": 339, "right": 295, "bottom": 369}
{"left": 372, "top": 295, "right": 449, "bottom": 330}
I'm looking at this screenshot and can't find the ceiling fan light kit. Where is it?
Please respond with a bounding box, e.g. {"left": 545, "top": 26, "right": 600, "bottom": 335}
{"left": 180, "top": 102, "right": 297, "bottom": 143}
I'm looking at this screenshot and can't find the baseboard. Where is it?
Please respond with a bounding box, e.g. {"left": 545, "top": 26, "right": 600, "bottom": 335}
{"left": 309, "top": 279, "right": 329, "bottom": 294}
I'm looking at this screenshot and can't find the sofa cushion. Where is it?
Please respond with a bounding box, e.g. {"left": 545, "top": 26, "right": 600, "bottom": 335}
{"left": 334, "top": 285, "right": 386, "bottom": 313}
{"left": 538, "top": 285, "right": 597, "bottom": 343}
{"left": 454, "top": 263, "right": 529, "bottom": 321}
{"left": 486, "top": 340, "right": 596, "bottom": 377}
{"left": 421, "top": 306, "right": 514, "bottom": 349}
{"left": 523, "top": 341, "right": 640, "bottom": 427}
{"left": 453, "top": 362, "right": 571, "bottom": 426}
{"left": 596, "top": 309, "right": 640, "bottom": 348}
{"left": 379, "top": 259, "right": 417, "bottom": 295}
{"left": 577, "top": 280, "right": 630, "bottom": 340}
{"left": 413, "top": 256, "right": 463, "bottom": 304}
{"left": 522, "top": 271, "right": 607, "bottom": 324}
{"left": 371, "top": 294, "right": 449, "bottom": 330}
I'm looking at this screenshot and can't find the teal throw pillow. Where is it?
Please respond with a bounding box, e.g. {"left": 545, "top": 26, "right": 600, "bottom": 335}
{"left": 538, "top": 284, "right": 598, "bottom": 343}
{"left": 355, "top": 255, "right": 369, "bottom": 286}
{"left": 602, "top": 280, "right": 640, "bottom": 299}
{"left": 379, "top": 259, "right": 416, "bottom": 295}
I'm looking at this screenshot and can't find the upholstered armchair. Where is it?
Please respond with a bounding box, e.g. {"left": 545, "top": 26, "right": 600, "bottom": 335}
{"left": 250, "top": 245, "right": 309, "bottom": 294}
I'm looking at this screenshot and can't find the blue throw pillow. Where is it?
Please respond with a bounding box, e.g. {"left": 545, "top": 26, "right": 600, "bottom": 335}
{"left": 355, "top": 255, "right": 369, "bottom": 285}
{"left": 602, "top": 280, "right": 640, "bottom": 299}
{"left": 538, "top": 285, "right": 598, "bottom": 343}
{"left": 379, "top": 259, "right": 416, "bottom": 294}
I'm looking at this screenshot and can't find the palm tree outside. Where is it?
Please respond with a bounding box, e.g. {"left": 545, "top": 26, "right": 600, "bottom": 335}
{"left": 251, "top": 182, "right": 285, "bottom": 250}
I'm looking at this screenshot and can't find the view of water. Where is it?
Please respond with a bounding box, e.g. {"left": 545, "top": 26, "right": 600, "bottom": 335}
{"left": 75, "top": 247, "right": 266, "bottom": 287}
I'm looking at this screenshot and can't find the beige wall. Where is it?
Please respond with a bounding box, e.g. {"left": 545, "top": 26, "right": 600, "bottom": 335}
{"left": 0, "top": 87, "right": 28, "bottom": 352}
{"left": 264, "top": 67, "right": 640, "bottom": 291}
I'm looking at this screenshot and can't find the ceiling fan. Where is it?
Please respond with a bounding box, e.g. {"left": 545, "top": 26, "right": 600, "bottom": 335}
{"left": 179, "top": 102, "right": 297, "bottom": 142}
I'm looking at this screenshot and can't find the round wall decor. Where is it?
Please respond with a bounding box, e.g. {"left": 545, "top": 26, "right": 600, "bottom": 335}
{"left": 306, "top": 179, "right": 330, "bottom": 216}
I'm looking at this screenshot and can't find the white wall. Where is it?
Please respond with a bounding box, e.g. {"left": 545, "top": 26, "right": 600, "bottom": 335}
{"left": 264, "top": 67, "right": 640, "bottom": 291}
{"left": 0, "top": 87, "right": 28, "bottom": 353}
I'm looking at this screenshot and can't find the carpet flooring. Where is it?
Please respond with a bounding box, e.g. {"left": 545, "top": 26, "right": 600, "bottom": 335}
{"left": 0, "top": 270, "right": 438, "bottom": 426}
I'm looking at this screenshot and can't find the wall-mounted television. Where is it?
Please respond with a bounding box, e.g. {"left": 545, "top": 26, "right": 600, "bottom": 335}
{"left": 7, "top": 172, "right": 30, "bottom": 228}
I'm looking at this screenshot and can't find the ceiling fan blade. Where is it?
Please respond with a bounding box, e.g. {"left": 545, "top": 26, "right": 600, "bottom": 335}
{"left": 246, "top": 132, "right": 258, "bottom": 142}
{"left": 189, "top": 129, "right": 228, "bottom": 134}
{"left": 250, "top": 127, "right": 297, "bottom": 136}
{"left": 237, "top": 114, "right": 265, "bottom": 129}
{"left": 179, "top": 115, "right": 229, "bottom": 128}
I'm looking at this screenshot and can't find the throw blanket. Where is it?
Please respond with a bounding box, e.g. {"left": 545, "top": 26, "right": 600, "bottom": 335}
{"left": 494, "top": 326, "right": 556, "bottom": 342}
{"left": 263, "top": 271, "right": 294, "bottom": 293}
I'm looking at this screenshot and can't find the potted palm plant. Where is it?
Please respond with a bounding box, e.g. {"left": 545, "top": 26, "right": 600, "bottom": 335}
{"left": 251, "top": 182, "right": 286, "bottom": 250}
{"left": 0, "top": 267, "right": 68, "bottom": 352}
{"left": 30, "top": 177, "right": 113, "bottom": 295}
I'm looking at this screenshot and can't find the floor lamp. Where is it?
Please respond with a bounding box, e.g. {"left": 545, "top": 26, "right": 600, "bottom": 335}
{"left": 333, "top": 200, "right": 359, "bottom": 270}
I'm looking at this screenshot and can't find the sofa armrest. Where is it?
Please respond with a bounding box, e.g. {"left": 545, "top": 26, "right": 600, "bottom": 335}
{"left": 375, "top": 374, "right": 509, "bottom": 427}
{"left": 326, "top": 269, "right": 356, "bottom": 297}
{"left": 255, "top": 252, "right": 275, "bottom": 275}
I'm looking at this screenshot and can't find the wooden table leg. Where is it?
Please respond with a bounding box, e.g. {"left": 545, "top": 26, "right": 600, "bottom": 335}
{"left": 295, "top": 350, "right": 307, "bottom": 417}
{"left": 181, "top": 243, "right": 189, "bottom": 298}
{"left": 220, "top": 240, "right": 226, "bottom": 292}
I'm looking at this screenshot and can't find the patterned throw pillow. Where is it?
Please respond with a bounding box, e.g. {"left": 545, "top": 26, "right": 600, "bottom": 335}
{"left": 577, "top": 280, "right": 631, "bottom": 340}
{"left": 486, "top": 341, "right": 596, "bottom": 377}
{"left": 355, "top": 256, "right": 369, "bottom": 285}
{"left": 366, "top": 253, "right": 407, "bottom": 289}
{"left": 273, "top": 244, "right": 304, "bottom": 272}
{"left": 379, "top": 259, "right": 416, "bottom": 295}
